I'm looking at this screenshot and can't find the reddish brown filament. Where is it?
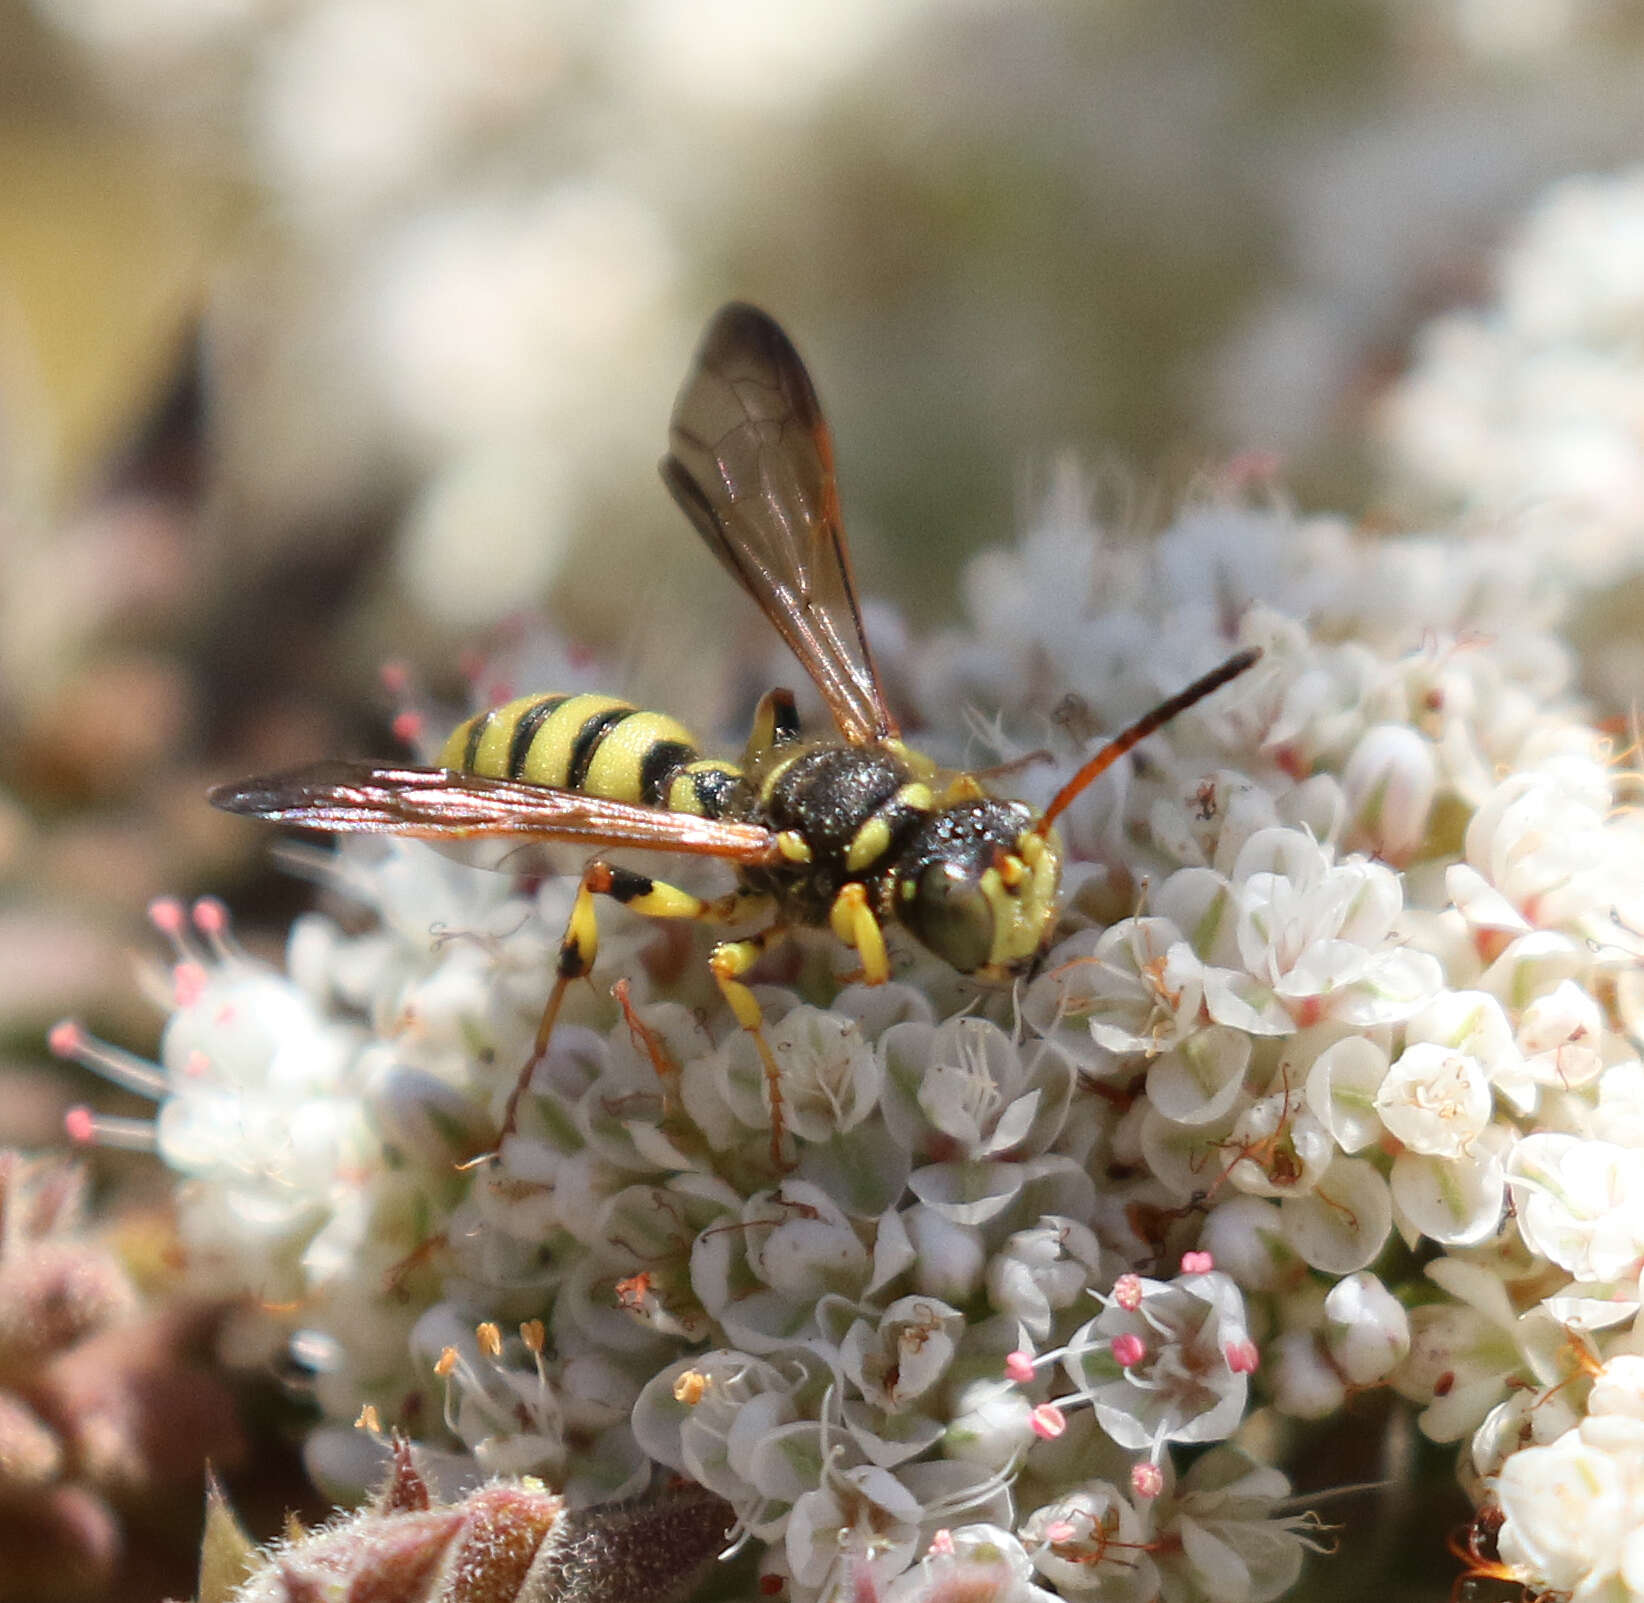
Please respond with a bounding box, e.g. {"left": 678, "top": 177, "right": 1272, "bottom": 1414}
{"left": 1036, "top": 647, "right": 1262, "bottom": 835}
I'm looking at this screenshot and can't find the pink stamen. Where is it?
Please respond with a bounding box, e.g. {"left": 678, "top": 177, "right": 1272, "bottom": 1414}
{"left": 928, "top": 1530, "right": 954, "bottom": 1557}
{"left": 1225, "top": 1338, "right": 1260, "bottom": 1374}
{"left": 1130, "top": 1462, "right": 1163, "bottom": 1499}
{"left": 1030, "top": 1404, "right": 1066, "bottom": 1440}
{"left": 63, "top": 1107, "right": 157, "bottom": 1152}
{"left": 1112, "top": 1273, "right": 1144, "bottom": 1311}
{"left": 192, "top": 897, "right": 227, "bottom": 937}
{"left": 1111, "top": 1333, "right": 1146, "bottom": 1368}
{"left": 147, "top": 896, "right": 186, "bottom": 936}
{"left": 47, "top": 1020, "right": 168, "bottom": 1097}
{"left": 379, "top": 660, "right": 412, "bottom": 696}
{"left": 148, "top": 897, "right": 196, "bottom": 962}
{"left": 48, "top": 1020, "right": 85, "bottom": 1059}
{"left": 1180, "top": 1250, "right": 1214, "bottom": 1274}
{"left": 1043, "top": 1520, "right": 1077, "bottom": 1544}
{"left": 392, "top": 710, "right": 426, "bottom": 745}
{"left": 191, "top": 898, "right": 236, "bottom": 962}
{"left": 1004, "top": 1349, "right": 1037, "bottom": 1384}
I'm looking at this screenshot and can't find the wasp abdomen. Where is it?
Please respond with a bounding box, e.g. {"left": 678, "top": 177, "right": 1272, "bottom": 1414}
{"left": 440, "top": 692, "right": 742, "bottom": 817}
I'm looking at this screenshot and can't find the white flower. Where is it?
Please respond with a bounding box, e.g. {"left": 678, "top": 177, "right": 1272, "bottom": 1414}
{"left": 1231, "top": 829, "right": 1443, "bottom": 1030}
{"left": 1269, "top": 1329, "right": 1344, "bottom": 1421}
{"left": 1302, "top": 1033, "right": 1389, "bottom": 1153}
{"left": 1020, "top": 1482, "right": 1159, "bottom": 1601}
{"left": 772, "top": 1006, "right": 884, "bottom": 1140}
{"left": 1495, "top": 1416, "right": 1644, "bottom": 1601}
{"left": 693, "top": 1182, "right": 873, "bottom": 1352}
{"left": 1460, "top": 759, "right": 1613, "bottom": 936}
{"left": 1375, "top": 1042, "right": 1493, "bottom": 1158}
{"left": 633, "top": 1348, "right": 828, "bottom": 1520}
{"left": 1223, "top": 1092, "right": 1334, "bottom": 1198}
{"left": 885, "top": 1525, "right": 1059, "bottom": 1603}
{"left": 987, "top": 1219, "right": 1112, "bottom": 1344}
{"left": 1196, "top": 1198, "right": 1293, "bottom": 1294}
{"left": 1391, "top": 1257, "right": 1567, "bottom": 1442}
{"left": 1022, "top": 920, "right": 1213, "bottom": 1061}
{"left": 1516, "top": 979, "right": 1606, "bottom": 1091}
{"left": 840, "top": 1297, "right": 964, "bottom": 1413}
{"left": 1388, "top": 1128, "right": 1507, "bottom": 1248}
{"left": 1062, "top": 1271, "right": 1254, "bottom": 1453}
{"left": 1280, "top": 1155, "right": 1394, "bottom": 1272}
{"left": 901, "top": 1206, "right": 989, "bottom": 1305}
{"left": 882, "top": 1018, "right": 1075, "bottom": 1224}
{"left": 1146, "top": 1026, "right": 1252, "bottom": 1127}
{"left": 1149, "top": 1448, "right": 1316, "bottom": 1603}
{"left": 784, "top": 1458, "right": 1014, "bottom": 1603}
{"left": 1507, "top": 1133, "right": 1644, "bottom": 1281}
{"left": 1380, "top": 168, "right": 1644, "bottom": 611}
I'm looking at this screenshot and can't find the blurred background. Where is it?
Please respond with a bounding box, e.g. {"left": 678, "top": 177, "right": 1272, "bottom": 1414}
{"left": 3, "top": 0, "right": 1644, "bottom": 1595}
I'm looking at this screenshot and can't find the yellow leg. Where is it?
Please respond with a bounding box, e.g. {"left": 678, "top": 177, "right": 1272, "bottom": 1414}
{"left": 709, "top": 926, "right": 793, "bottom": 1170}
{"left": 828, "top": 883, "right": 891, "bottom": 985}
{"left": 495, "top": 860, "right": 757, "bottom": 1143}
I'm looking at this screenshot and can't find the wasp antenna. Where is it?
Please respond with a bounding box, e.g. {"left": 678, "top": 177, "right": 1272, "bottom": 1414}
{"left": 1035, "top": 647, "right": 1262, "bottom": 834}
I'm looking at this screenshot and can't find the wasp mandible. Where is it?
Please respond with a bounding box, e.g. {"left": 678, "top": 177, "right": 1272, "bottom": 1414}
{"left": 213, "top": 305, "right": 1259, "bottom": 1160}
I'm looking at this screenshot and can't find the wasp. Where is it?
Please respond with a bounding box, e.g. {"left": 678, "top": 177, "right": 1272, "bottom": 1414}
{"left": 212, "top": 304, "right": 1258, "bottom": 1159}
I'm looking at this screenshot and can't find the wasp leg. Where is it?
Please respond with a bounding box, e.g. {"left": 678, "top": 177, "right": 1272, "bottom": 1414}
{"left": 742, "top": 687, "right": 802, "bottom": 765}
{"left": 496, "top": 860, "right": 757, "bottom": 1143}
{"left": 827, "top": 882, "right": 890, "bottom": 985}
{"left": 707, "top": 926, "right": 796, "bottom": 1170}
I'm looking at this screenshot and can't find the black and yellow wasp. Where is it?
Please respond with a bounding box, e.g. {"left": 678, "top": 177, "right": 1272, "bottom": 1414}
{"left": 213, "top": 305, "right": 1258, "bottom": 1156}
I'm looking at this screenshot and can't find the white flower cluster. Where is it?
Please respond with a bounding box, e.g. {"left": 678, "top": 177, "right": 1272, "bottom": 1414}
{"left": 1377, "top": 165, "right": 1644, "bottom": 708}
{"left": 1380, "top": 166, "right": 1644, "bottom": 563}
{"left": 57, "top": 496, "right": 1644, "bottom": 1603}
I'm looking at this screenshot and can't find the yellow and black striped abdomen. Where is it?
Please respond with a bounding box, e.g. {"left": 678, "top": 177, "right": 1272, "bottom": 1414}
{"left": 438, "top": 692, "right": 742, "bottom": 817}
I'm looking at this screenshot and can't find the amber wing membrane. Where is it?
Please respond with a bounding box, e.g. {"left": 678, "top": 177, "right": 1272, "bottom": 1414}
{"left": 661, "top": 303, "right": 899, "bottom": 744}
{"left": 210, "top": 762, "right": 782, "bottom": 862}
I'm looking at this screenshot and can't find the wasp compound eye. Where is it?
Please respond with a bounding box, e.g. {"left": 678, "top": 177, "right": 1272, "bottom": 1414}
{"left": 903, "top": 860, "right": 994, "bottom": 974}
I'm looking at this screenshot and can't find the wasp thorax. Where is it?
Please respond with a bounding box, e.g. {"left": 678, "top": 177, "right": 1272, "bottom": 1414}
{"left": 894, "top": 801, "right": 1062, "bottom": 976}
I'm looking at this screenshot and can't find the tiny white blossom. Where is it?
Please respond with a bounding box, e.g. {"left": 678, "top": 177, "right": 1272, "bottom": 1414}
{"left": 1341, "top": 721, "right": 1437, "bottom": 864}
{"left": 1062, "top": 1271, "right": 1254, "bottom": 1453}
{"left": 840, "top": 1296, "right": 964, "bottom": 1413}
{"left": 1374, "top": 1042, "right": 1493, "bottom": 1158}
{"left": 1019, "top": 1482, "right": 1159, "bottom": 1601}
{"left": 1507, "top": 1133, "right": 1644, "bottom": 1281}
{"left": 1323, "top": 1272, "right": 1411, "bottom": 1385}
{"left": 1149, "top": 1448, "right": 1317, "bottom": 1603}
{"left": 885, "top": 1525, "right": 1059, "bottom": 1603}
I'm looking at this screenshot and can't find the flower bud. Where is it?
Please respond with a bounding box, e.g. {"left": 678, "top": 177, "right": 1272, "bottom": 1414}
{"left": 1343, "top": 723, "right": 1437, "bottom": 864}
{"left": 1323, "top": 1271, "right": 1410, "bottom": 1385}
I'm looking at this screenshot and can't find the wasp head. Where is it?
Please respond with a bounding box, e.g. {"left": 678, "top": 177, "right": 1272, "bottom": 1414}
{"left": 892, "top": 801, "right": 1063, "bottom": 977}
